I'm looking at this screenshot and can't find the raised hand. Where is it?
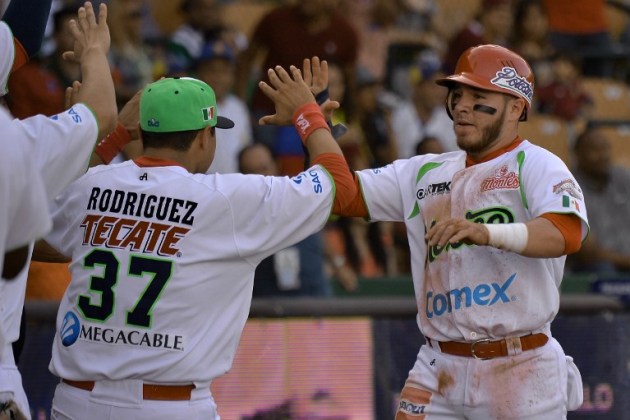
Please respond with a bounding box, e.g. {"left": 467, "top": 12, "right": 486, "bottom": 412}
{"left": 258, "top": 64, "right": 316, "bottom": 126}
{"left": 62, "top": 2, "right": 110, "bottom": 63}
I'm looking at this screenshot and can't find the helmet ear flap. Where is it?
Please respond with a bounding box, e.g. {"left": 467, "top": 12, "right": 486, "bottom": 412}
{"left": 444, "top": 88, "right": 455, "bottom": 121}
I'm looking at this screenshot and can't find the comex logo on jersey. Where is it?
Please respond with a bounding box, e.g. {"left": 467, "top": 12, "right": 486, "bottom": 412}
{"left": 425, "top": 273, "right": 517, "bottom": 318}
{"left": 61, "top": 311, "right": 185, "bottom": 351}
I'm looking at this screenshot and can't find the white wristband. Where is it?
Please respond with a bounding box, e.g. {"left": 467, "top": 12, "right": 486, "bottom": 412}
{"left": 485, "top": 223, "right": 529, "bottom": 253}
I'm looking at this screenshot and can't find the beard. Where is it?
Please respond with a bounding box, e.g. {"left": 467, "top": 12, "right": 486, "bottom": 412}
{"left": 457, "top": 107, "right": 505, "bottom": 154}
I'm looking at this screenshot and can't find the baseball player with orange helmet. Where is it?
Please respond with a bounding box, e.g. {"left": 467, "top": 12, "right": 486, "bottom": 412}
{"left": 338, "top": 44, "right": 588, "bottom": 419}
{"left": 43, "top": 58, "right": 356, "bottom": 420}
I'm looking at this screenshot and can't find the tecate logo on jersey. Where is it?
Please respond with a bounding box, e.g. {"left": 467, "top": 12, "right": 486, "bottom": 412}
{"left": 425, "top": 273, "right": 517, "bottom": 319}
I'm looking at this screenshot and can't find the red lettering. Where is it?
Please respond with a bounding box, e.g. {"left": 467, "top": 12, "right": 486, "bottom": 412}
{"left": 106, "top": 218, "right": 137, "bottom": 248}
{"left": 145, "top": 223, "right": 171, "bottom": 253}
{"left": 80, "top": 214, "right": 102, "bottom": 245}
{"left": 159, "top": 226, "right": 190, "bottom": 256}
{"left": 92, "top": 216, "right": 118, "bottom": 246}
{"left": 119, "top": 221, "right": 150, "bottom": 251}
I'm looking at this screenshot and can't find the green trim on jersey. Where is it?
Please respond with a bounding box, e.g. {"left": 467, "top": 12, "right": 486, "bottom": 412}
{"left": 516, "top": 151, "right": 528, "bottom": 210}
{"left": 408, "top": 161, "right": 444, "bottom": 219}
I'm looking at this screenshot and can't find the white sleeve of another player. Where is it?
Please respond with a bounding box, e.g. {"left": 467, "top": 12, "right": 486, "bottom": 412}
{"left": 0, "top": 21, "right": 14, "bottom": 95}
{"left": 0, "top": 112, "right": 52, "bottom": 251}
{"left": 16, "top": 104, "right": 99, "bottom": 200}
{"left": 225, "top": 166, "right": 334, "bottom": 259}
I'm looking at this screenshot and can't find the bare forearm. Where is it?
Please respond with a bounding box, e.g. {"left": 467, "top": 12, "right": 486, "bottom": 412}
{"left": 76, "top": 47, "right": 117, "bottom": 139}
{"left": 521, "top": 218, "right": 566, "bottom": 258}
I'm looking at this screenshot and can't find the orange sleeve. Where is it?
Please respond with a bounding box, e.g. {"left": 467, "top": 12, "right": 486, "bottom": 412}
{"left": 11, "top": 38, "right": 28, "bottom": 73}
{"left": 540, "top": 213, "right": 583, "bottom": 255}
{"left": 311, "top": 153, "right": 366, "bottom": 216}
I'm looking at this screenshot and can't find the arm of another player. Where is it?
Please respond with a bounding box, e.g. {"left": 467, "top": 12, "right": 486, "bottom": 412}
{"left": 425, "top": 213, "right": 582, "bottom": 258}
{"left": 63, "top": 2, "right": 117, "bottom": 141}
{"left": 258, "top": 58, "right": 356, "bottom": 210}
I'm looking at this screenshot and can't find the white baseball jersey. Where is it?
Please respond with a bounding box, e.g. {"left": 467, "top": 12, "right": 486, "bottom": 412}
{"left": 357, "top": 139, "right": 588, "bottom": 342}
{"left": 0, "top": 103, "right": 99, "bottom": 343}
{"left": 0, "top": 21, "right": 14, "bottom": 95}
{"left": 46, "top": 159, "right": 334, "bottom": 384}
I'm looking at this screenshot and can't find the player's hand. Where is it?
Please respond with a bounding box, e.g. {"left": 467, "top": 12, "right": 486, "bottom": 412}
{"left": 64, "top": 80, "right": 82, "bottom": 108}
{"left": 425, "top": 218, "right": 490, "bottom": 248}
{"left": 118, "top": 89, "right": 142, "bottom": 139}
{"left": 63, "top": 2, "right": 110, "bottom": 63}
{"left": 258, "top": 64, "right": 317, "bottom": 126}
{"left": 302, "top": 57, "right": 328, "bottom": 97}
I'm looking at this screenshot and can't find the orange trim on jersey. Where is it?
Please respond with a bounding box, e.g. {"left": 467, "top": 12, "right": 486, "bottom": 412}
{"left": 133, "top": 156, "right": 185, "bottom": 168}
{"left": 311, "top": 153, "right": 357, "bottom": 214}
{"left": 334, "top": 174, "right": 368, "bottom": 218}
{"left": 465, "top": 136, "right": 523, "bottom": 167}
{"left": 11, "top": 38, "right": 28, "bottom": 73}
{"left": 540, "top": 212, "right": 582, "bottom": 254}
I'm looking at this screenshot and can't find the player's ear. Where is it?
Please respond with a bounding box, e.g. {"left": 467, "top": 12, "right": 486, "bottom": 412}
{"left": 509, "top": 97, "right": 526, "bottom": 122}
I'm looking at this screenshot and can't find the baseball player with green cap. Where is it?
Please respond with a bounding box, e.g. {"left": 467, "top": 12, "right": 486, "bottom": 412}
{"left": 44, "top": 58, "right": 356, "bottom": 419}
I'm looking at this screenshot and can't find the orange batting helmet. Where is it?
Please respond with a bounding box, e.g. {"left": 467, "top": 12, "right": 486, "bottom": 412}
{"left": 436, "top": 44, "right": 534, "bottom": 121}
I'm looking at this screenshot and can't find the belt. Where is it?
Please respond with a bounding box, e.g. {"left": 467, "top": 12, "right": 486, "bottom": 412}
{"left": 61, "top": 379, "right": 196, "bottom": 401}
{"left": 426, "top": 333, "right": 548, "bottom": 360}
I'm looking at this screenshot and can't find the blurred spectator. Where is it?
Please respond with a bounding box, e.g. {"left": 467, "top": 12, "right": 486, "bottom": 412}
{"left": 340, "top": 0, "right": 400, "bottom": 81}
{"left": 107, "top": 0, "right": 157, "bottom": 109}
{"left": 390, "top": 49, "right": 457, "bottom": 158}
{"left": 352, "top": 68, "right": 399, "bottom": 168}
{"left": 415, "top": 135, "right": 444, "bottom": 155}
{"left": 235, "top": 0, "right": 359, "bottom": 150}
{"left": 238, "top": 143, "right": 338, "bottom": 297}
{"left": 568, "top": 126, "right": 630, "bottom": 274}
{"left": 442, "top": 0, "right": 514, "bottom": 74}
{"left": 194, "top": 40, "right": 253, "bottom": 174}
{"left": 542, "top": 0, "right": 614, "bottom": 77}
{"left": 6, "top": 6, "right": 79, "bottom": 118}
{"left": 536, "top": 53, "right": 593, "bottom": 123}
{"left": 510, "top": 0, "right": 555, "bottom": 86}
{"left": 167, "top": 0, "right": 247, "bottom": 75}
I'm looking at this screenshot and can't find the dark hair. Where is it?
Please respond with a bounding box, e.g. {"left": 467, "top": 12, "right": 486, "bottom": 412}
{"left": 53, "top": 6, "right": 78, "bottom": 35}
{"left": 140, "top": 127, "right": 213, "bottom": 151}
{"left": 237, "top": 142, "right": 275, "bottom": 173}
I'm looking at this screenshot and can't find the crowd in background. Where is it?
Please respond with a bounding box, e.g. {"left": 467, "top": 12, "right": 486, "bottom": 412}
{"left": 6, "top": 0, "right": 630, "bottom": 299}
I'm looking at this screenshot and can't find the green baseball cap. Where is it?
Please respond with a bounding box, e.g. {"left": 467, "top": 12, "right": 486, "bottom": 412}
{"left": 140, "top": 77, "right": 234, "bottom": 133}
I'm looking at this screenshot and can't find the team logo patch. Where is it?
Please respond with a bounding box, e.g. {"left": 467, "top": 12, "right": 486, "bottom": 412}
{"left": 61, "top": 311, "right": 81, "bottom": 347}
{"left": 147, "top": 118, "right": 159, "bottom": 127}
{"left": 480, "top": 165, "right": 520, "bottom": 192}
{"left": 491, "top": 67, "right": 533, "bottom": 104}
{"left": 553, "top": 178, "right": 583, "bottom": 200}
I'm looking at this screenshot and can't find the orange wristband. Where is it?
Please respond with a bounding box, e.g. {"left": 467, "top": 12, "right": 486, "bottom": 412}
{"left": 95, "top": 123, "right": 132, "bottom": 164}
{"left": 292, "top": 103, "right": 330, "bottom": 146}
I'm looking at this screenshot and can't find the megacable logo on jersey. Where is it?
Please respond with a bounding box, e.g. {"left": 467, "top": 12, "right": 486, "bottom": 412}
{"left": 425, "top": 273, "right": 517, "bottom": 319}
{"left": 480, "top": 165, "right": 519, "bottom": 192}
{"left": 491, "top": 67, "right": 533, "bottom": 104}
{"left": 61, "top": 311, "right": 81, "bottom": 347}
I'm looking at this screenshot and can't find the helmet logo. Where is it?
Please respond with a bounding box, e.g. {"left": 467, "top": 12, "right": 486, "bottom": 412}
{"left": 490, "top": 67, "right": 533, "bottom": 105}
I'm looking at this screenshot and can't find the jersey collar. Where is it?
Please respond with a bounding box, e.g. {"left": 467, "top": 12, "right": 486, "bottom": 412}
{"left": 465, "top": 136, "right": 523, "bottom": 167}
{"left": 133, "top": 156, "right": 186, "bottom": 169}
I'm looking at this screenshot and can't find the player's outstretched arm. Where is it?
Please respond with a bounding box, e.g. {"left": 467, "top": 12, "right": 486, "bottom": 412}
{"left": 258, "top": 59, "right": 343, "bottom": 159}
{"left": 63, "top": 2, "right": 117, "bottom": 141}
{"left": 425, "top": 216, "right": 579, "bottom": 258}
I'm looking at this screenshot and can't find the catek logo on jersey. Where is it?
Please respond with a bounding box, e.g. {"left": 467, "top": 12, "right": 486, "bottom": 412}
{"left": 425, "top": 273, "right": 517, "bottom": 318}
{"left": 417, "top": 182, "right": 451, "bottom": 200}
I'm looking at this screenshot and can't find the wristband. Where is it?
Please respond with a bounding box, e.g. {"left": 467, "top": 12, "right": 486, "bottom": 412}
{"left": 95, "top": 123, "right": 132, "bottom": 164}
{"left": 315, "top": 88, "right": 329, "bottom": 105}
{"left": 485, "top": 223, "right": 529, "bottom": 253}
{"left": 293, "top": 102, "right": 330, "bottom": 146}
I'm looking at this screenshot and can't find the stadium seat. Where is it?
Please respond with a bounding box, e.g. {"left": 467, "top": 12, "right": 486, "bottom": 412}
{"left": 594, "top": 124, "right": 630, "bottom": 168}
{"left": 519, "top": 114, "right": 572, "bottom": 165}
{"left": 581, "top": 77, "right": 630, "bottom": 120}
